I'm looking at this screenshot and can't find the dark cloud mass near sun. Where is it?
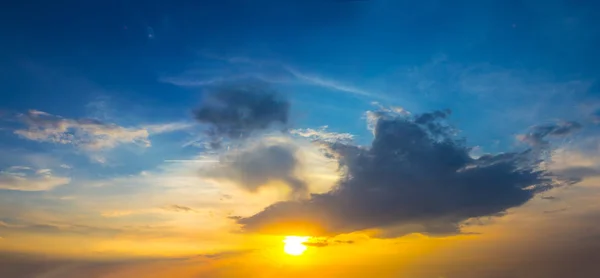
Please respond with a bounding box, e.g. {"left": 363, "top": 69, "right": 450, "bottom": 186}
{"left": 238, "top": 110, "right": 557, "bottom": 236}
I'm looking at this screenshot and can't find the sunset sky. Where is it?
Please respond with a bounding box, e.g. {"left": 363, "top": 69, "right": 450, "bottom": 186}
{"left": 1, "top": 1, "right": 600, "bottom": 277}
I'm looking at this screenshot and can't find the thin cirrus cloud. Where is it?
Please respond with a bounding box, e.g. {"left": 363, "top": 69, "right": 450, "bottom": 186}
{"left": 161, "top": 54, "right": 381, "bottom": 99}
{"left": 283, "top": 66, "right": 377, "bottom": 98}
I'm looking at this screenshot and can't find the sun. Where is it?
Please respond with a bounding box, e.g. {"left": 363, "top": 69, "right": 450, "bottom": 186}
{"left": 283, "top": 236, "right": 309, "bottom": 256}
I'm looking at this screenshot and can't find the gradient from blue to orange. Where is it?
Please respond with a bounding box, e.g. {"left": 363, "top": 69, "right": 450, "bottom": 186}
{"left": 1, "top": 1, "right": 600, "bottom": 277}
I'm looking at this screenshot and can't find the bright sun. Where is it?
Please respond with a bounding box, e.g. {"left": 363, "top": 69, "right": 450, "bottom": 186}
{"left": 283, "top": 236, "right": 309, "bottom": 256}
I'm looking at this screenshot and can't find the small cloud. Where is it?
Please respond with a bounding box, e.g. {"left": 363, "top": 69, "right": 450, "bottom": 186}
{"left": 517, "top": 121, "right": 582, "bottom": 147}
{"left": 162, "top": 205, "right": 196, "bottom": 213}
{"left": 0, "top": 166, "right": 70, "bottom": 191}
{"left": 59, "top": 195, "right": 77, "bottom": 200}
{"left": 143, "top": 122, "right": 193, "bottom": 134}
{"left": 35, "top": 169, "right": 52, "bottom": 175}
{"left": 290, "top": 126, "right": 354, "bottom": 144}
{"left": 543, "top": 208, "right": 568, "bottom": 214}
{"left": 303, "top": 241, "right": 328, "bottom": 247}
{"left": 7, "top": 166, "right": 31, "bottom": 171}
{"left": 59, "top": 164, "right": 72, "bottom": 169}
{"left": 302, "top": 238, "right": 355, "bottom": 248}
{"left": 221, "top": 194, "right": 233, "bottom": 200}
{"left": 284, "top": 66, "right": 376, "bottom": 98}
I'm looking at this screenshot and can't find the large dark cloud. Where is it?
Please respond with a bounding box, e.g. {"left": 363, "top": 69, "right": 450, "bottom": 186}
{"left": 236, "top": 111, "right": 557, "bottom": 236}
{"left": 203, "top": 142, "right": 308, "bottom": 199}
{"left": 194, "top": 82, "right": 289, "bottom": 147}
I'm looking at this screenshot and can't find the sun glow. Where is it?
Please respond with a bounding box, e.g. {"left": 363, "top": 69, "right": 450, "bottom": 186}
{"left": 283, "top": 236, "right": 309, "bottom": 256}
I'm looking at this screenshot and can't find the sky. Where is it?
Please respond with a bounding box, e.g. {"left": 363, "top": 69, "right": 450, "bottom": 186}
{"left": 1, "top": 0, "right": 600, "bottom": 277}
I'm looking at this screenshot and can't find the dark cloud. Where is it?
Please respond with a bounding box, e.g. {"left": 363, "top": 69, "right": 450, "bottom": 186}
{"left": 553, "top": 166, "right": 600, "bottom": 180}
{"left": 194, "top": 82, "right": 289, "bottom": 147}
{"left": 518, "top": 121, "right": 582, "bottom": 147}
{"left": 203, "top": 142, "right": 308, "bottom": 199}
{"left": 162, "top": 205, "right": 195, "bottom": 213}
{"left": 303, "top": 241, "right": 329, "bottom": 247}
{"left": 543, "top": 208, "right": 568, "bottom": 214}
{"left": 237, "top": 110, "right": 556, "bottom": 236}
{"left": 302, "top": 238, "right": 355, "bottom": 247}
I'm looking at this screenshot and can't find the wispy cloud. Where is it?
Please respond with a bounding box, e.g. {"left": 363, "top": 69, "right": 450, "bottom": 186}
{"left": 283, "top": 66, "right": 376, "bottom": 97}
{"left": 161, "top": 204, "right": 196, "bottom": 213}
{"left": 12, "top": 110, "right": 192, "bottom": 162}
{"left": 15, "top": 110, "right": 152, "bottom": 150}
{"left": 161, "top": 54, "right": 382, "bottom": 99}
{"left": 0, "top": 167, "right": 69, "bottom": 191}
{"left": 290, "top": 126, "right": 355, "bottom": 143}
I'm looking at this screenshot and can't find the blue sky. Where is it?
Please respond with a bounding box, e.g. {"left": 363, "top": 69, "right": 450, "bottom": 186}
{"left": 1, "top": 1, "right": 600, "bottom": 277}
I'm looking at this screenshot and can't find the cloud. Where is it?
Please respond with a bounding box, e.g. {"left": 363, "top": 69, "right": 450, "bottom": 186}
{"left": 202, "top": 141, "right": 308, "bottom": 200}
{"left": 194, "top": 82, "right": 290, "bottom": 147}
{"left": 237, "top": 109, "right": 557, "bottom": 236}
{"left": 0, "top": 167, "right": 69, "bottom": 191}
{"left": 517, "top": 121, "right": 582, "bottom": 147}
{"left": 162, "top": 205, "right": 196, "bottom": 213}
{"left": 290, "top": 126, "right": 355, "bottom": 144}
{"left": 143, "top": 122, "right": 194, "bottom": 133}
{"left": 284, "top": 66, "right": 376, "bottom": 97}
{"left": 301, "top": 238, "right": 355, "bottom": 248}
{"left": 14, "top": 110, "right": 151, "bottom": 150}
{"left": 163, "top": 54, "right": 384, "bottom": 100}
{"left": 13, "top": 110, "right": 191, "bottom": 162}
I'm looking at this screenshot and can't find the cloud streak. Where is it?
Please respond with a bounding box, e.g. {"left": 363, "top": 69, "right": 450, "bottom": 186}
{"left": 284, "top": 66, "right": 376, "bottom": 97}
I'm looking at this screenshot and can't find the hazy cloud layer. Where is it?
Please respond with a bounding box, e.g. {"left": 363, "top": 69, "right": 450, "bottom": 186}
{"left": 0, "top": 167, "right": 69, "bottom": 191}
{"left": 194, "top": 82, "right": 289, "bottom": 147}
{"left": 237, "top": 110, "right": 559, "bottom": 236}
